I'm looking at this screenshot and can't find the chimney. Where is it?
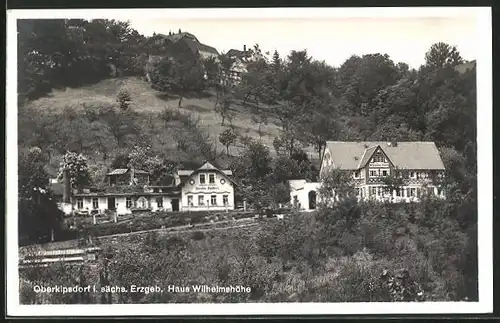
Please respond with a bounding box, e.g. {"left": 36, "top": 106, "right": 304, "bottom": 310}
{"left": 243, "top": 44, "right": 247, "bottom": 52}
{"left": 178, "top": 28, "right": 181, "bottom": 34}
{"left": 391, "top": 141, "right": 398, "bottom": 147}
{"left": 63, "top": 169, "right": 71, "bottom": 203}
{"left": 130, "top": 168, "right": 135, "bottom": 186}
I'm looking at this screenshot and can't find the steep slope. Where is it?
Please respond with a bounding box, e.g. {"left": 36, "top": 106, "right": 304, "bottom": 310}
{"left": 24, "top": 76, "right": 286, "bottom": 154}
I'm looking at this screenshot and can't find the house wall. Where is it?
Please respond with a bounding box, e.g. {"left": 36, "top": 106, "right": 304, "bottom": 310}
{"left": 199, "top": 51, "right": 218, "bottom": 60}
{"left": 289, "top": 181, "right": 321, "bottom": 211}
{"left": 319, "top": 146, "right": 445, "bottom": 204}
{"left": 181, "top": 171, "right": 235, "bottom": 211}
{"left": 73, "top": 196, "right": 108, "bottom": 213}
{"left": 73, "top": 195, "right": 178, "bottom": 216}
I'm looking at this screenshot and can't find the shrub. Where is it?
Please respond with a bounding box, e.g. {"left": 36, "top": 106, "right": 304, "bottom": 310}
{"left": 191, "top": 231, "right": 205, "bottom": 240}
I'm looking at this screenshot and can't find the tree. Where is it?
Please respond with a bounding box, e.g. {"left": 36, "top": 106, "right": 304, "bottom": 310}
{"left": 57, "top": 151, "right": 91, "bottom": 188}
{"left": 424, "top": 42, "right": 464, "bottom": 69}
{"left": 18, "top": 147, "right": 49, "bottom": 199}
{"left": 231, "top": 138, "right": 274, "bottom": 209}
{"left": 111, "top": 153, "right": 131, "bottom": 169}
{"left": 381, "top": 170, "right": 405, "bottom": 197}
{"left": 251, "top": 115, "right": 268, "bottom": 141}
{"left": 116, "top": 88, "right": 132, "bottom": 110}
{"left": 150, "top": 54, "right": 206, "bottom": 108}
{"left": 19, "top": 147, "right": 63, "bottom": 244}
{"left": 218, "top": 128, "right": 237, "bottom": 156}
{"left": 213, "top": 53, "right": 237, "bottom": 126}
{"left": 318, "top": 168, "right": 355, "bottom": 208}
{"left": 337, "top": 53, "right": 401, "bottom": 116}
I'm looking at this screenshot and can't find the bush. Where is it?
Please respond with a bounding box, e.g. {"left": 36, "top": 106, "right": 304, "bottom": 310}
{"left": 191, "top": 231, "right": 205, "bottom": 241}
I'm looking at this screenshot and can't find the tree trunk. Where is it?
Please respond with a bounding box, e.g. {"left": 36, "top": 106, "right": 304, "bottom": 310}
{"left": 178, "top": 95, "right": 183, "bottom": 108}
{"left": 226, "top": 145, "right": 230, "bottom": 157}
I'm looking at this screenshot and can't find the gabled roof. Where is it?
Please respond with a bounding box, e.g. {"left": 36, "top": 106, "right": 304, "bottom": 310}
{"left": 197, "top": 42, "right": 219, "bottom": 55}
{"left": 323, "top": 141, "right": 445, "bottom": 170}
{"left": 177, "top": 162, "right": 236, "bottom": 185}
{"left": 164, "top": 32, "right": 199, "bottom": 43}
{"left": 177, "top": 163, "right": 232, "bottom": 177}
{"left": 227, "top": 49, "right": 251, "bottom": 59}
{"left": 106, "top": 168, "right": 149, "bottom": 176}
{"left": 289, "top": 179, "right": 306, "bottom": 191}
{"left": 177, "top": 170, "right": 194, "bottom": 177}
{"left": 106, "top": 169, "right": 129, "bottom": 176}
{"left": 357, "top": 146, "right": 378, "bottom": 169}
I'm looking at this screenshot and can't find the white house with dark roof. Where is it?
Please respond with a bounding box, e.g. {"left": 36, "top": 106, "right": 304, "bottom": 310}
{"left": 290, "top": 141, "right": 446, "bottom": 209}
{"left": 54, "top": 162, "right": 236, "bottom": 216}
{"left": 174, "top": 162, "right": 236, "bottom": 212}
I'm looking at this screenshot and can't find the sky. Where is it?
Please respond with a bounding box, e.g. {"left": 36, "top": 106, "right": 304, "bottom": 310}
{"left": 128, "top": 15, "right": 479, "bottom": 69}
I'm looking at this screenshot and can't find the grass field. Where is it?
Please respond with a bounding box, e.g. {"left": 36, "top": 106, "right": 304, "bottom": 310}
{"left": 23, "top": 76, "right": 313, "bottom": 157}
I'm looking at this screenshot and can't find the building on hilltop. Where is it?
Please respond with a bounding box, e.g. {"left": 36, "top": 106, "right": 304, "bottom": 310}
{"left": 145, "top": 30, "right": 219, "bottom": 82}
{"left": 289, "top": 141, "right": 446, "bottom": 210}
{"left": 226, "top": 45, "right": 252, "bottom": 83}
{"left": 148, "top": 30, "right": 219, "bottom": 59}
{"left": 53, "top": 162, "right": 236, "bottom": 216}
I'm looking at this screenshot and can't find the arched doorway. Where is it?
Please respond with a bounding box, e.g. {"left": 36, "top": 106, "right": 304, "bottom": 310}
{"left": 308, "top": 191, "right": 317, "bottom": 210}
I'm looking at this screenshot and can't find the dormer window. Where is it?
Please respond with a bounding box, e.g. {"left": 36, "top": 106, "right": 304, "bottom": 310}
{"left": 199, "top": 174, "right": 206, "bottom": 184}
{"left": 353, "top": 170, "right": 360, "bottom": 178}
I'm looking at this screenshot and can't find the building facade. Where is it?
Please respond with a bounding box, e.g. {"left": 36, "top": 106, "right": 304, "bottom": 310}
{"left": 319, "top": 141, "right": 446, "bottom": 202}
{"left": 54, "top": 162, "right": 235, "bottom": 216}
{"left": 289, "top": 179, "right": 321, "bottom": 211}
{"left": 174, "top": 162, "right": 236, "bottom": 212}
{"left": 289, "top": 141, "right": 446, "bottom": 210}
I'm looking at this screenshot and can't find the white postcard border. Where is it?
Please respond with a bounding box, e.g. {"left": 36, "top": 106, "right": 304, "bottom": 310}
{"left": 6, "top": 6, "right": 493, "bottom": 316}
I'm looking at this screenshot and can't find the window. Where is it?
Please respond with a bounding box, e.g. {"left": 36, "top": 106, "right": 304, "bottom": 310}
{"left": 211, "top": 195, "right": 217, "bottom": 205}
{"left": 355, "top": 188, "right": 360, "bottom": 196}
{"left": 188, "top": 195, "right": 193, "bottom": 206}
{"left": 199, "top": 174, "right": 206, "bottom": 184}
{"left": 372, "top": 153, "right": 385, "bottom": 163}
{"left": 410, "top": 172, "right": 416, "bottom": 179}
{"left": 139, "top": 197, "right": 147, "bottom": 208}
{"left": 353, "top": 171, "right": 360, "bottom": 178}
{"left": 126, "top": 197, "right": 132, "bottom": 208}
{"left": 209, "top": 174, "right": 215, "bottom": 184}
{"left": 370, "top": 187, "right": 377, "bottom": 196}
{"left": 369, "top": 170, "right": 377, "bottom": 177}
{"left": 92, "top": 198, "right": 99, "bottom": 209}
{"left": 223, "top": 195, "right": 229, "bottom": 206}
{"left": 77, "top": 198, "right": 83, "bottom": 209}
{"left": 410, "top": 188, "right": 416, "bottom": 197}
{"left": 396, "top": 188, "right": 401, "bottom": 197}
{"left": 382, "top": 170, "right": 388, "bottom": 177}
{"left": 198, "top": 195, "right": 204, "bottom": 205}
{"left": 156, "top": 197, "right": 163, "bottom": 208}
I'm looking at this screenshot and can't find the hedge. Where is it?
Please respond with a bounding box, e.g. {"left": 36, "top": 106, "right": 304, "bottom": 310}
{"left": 79, "top": 210, "right": 256, "bottom": 238}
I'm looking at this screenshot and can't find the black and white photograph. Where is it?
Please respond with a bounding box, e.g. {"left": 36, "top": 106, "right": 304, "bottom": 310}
{"left": 6, "top": 6, "right": 492, "bottom": 316}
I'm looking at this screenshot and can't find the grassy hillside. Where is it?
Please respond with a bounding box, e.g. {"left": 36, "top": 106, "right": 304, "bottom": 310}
{"left": 24, "top": 76, "right": 314, "bottom": 158}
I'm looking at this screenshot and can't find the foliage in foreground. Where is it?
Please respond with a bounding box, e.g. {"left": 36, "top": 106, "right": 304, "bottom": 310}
{"left": 20, "top": 197, "right": 477, "bottom": 304}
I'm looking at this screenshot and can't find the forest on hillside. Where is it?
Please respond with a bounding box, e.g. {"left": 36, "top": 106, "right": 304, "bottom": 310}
{"left": 17, "top": 19, "right": 478, "bottom": 302}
